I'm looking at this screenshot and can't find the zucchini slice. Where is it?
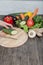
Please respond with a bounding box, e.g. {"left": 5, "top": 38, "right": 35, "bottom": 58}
{"left": 20, "top": 21, "right": 26, "bottom": 25}
{"left": 11, "top": 30, "right": 17, "bottom": 35}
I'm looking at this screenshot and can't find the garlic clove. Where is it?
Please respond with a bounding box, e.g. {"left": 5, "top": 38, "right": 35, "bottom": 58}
{"left": 36, "top": 33, "right": 42, "bottom": 37}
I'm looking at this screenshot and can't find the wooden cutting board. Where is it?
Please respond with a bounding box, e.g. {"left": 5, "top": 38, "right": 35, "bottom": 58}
{"left": 0, "top": 27, "right": 28, "bottom": 48}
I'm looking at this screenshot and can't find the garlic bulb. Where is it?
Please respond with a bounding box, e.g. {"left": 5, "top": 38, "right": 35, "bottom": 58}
{"left": 28, "top": 29, "right": 36, "bottom": 38}
{"left": 34, "top": 28, "right": 43, "bottom": 37}
{"left": 36, "top": 33, "right": 42, "bottom": 37}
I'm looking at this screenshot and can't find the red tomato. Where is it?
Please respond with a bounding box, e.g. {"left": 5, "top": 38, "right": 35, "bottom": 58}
{"left": 3, "top": 16, "right": 14, "bottom": 24}
{"left": 27, "top": 19, "right": 34, "bottom": 27}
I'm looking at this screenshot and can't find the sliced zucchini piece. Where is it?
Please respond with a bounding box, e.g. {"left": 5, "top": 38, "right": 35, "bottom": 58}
{"left": 20, "top": 21, "right": 26, "bottom": 25}
{"left": 11, "top": 30, "right": 17, "bottom": 35}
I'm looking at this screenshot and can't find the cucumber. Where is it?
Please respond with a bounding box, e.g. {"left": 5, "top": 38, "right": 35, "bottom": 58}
{"left": 3, "top": 28, "right": 17, "bottom": 35}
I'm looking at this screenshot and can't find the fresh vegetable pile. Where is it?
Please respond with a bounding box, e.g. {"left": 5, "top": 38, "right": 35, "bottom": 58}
{"left": 3, "top": 8, "right": 43, "bottom": 38}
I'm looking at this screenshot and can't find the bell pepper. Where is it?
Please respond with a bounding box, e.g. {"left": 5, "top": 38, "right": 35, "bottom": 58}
{"left": 24, "top": 12, "right": 33, "bottom": 17}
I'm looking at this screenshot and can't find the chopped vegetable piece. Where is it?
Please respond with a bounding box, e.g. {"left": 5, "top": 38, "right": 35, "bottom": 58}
{"left": 11, "top": 30, "right": 17, "bottom": 35}
{"left": 20, "top": 21, "right": 26, "bottom": 26}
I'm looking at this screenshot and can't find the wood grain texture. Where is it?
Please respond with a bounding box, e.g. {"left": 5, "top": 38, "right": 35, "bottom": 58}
{"left": 0, "top": 37, "right": 43, "bottom": 65}
{"left": 0, "top": 15, "right": 43, "bottom": 65}
{"left": 0, "top": 28, "right": 28, "bottom": 47}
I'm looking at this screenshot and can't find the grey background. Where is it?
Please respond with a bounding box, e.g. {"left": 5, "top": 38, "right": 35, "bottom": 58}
{"left": 0, "top": 1, "right": 43, "bottom": 15}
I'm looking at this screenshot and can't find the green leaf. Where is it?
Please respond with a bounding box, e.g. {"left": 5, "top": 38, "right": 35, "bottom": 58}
{"left": 31, "top": 23, "right": 42, "bottom": 29}
{"left": 33, "top": 15, "right": 42, "bottom": 23}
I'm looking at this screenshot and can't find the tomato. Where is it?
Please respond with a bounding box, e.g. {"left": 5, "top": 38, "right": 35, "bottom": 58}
{"left": 27, "top": 19, "right": 34, "bottom": 27}
{"left": 3, "top": 16, "right": 14, "bottom": 24}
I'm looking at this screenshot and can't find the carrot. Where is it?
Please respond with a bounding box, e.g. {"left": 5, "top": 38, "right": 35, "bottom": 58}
{"left": 29, "top": 8, "right": 39, "bottom": 20}
{"left": 16, "top": 16, "right": 20, "bottom": 19}
{"left": 19, "top": 14, "right": 25, "bottom": 20}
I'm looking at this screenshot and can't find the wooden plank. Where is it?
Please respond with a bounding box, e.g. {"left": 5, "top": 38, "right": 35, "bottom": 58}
{"left": 27, "top": 37, "right": 40, "bottom": 65}
{"left": 0, "top": 37, "right": 43, "bottom": 65}
{"left": 36, "top": 37, "right": 43, "bottom": 65}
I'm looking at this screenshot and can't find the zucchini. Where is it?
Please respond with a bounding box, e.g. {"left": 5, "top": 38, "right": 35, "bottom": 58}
{"left": 24, "top": 16, "right": 29, "bottom": 21}
{"left": 11, "top": 30, "right": 17, "bottom": 35}
{"left": 20, "top": 25, "right": 28, "bottom": 32}
{"left": 20, "top": 21, "right": 26, "bottom": 26}
{"left": 3, "top": 28, "right": 17, "bottom": 35}
{"left": 9, "top": 12, "right": 26, "bottom": 16}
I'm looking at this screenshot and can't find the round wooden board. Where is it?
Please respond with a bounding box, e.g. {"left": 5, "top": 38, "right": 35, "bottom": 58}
{"left": 0, "top": 28, "right": 28, "bottom": 48}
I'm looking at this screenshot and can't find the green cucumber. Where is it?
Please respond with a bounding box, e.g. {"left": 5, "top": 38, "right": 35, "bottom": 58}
{"left": 3, "top": 28, "right": 17, "bottom": 35}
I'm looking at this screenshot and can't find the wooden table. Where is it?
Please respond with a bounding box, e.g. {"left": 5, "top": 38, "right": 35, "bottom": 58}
{"left": 0, "top": 15, "right": 43, "bottom": 65}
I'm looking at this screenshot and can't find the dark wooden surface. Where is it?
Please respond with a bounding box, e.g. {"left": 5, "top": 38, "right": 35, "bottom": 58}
{"left": 0, "top": 15, "right": 43, "bottom": 65}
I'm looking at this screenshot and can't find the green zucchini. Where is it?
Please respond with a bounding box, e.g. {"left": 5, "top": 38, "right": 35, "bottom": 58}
{"left": 3, "top": 28, "right": 17, "bottom": 35}
{"left": 20, "top": 25, "right": 28, "bottom": 32}
{"left": 20, "top": 21, "right": 26, "bottom": 26}
{"left": 9, "top": 12, "right": 26, "bottom": 16}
